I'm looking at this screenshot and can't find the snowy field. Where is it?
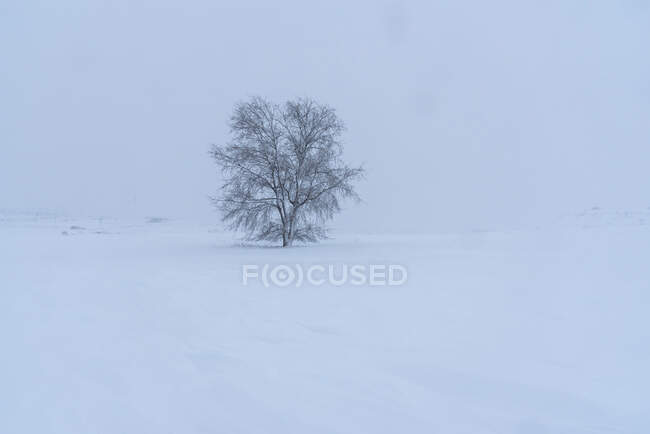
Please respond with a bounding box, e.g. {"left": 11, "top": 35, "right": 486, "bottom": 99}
{"left": 1, "top": 211, "right": 649, "bottom": 434}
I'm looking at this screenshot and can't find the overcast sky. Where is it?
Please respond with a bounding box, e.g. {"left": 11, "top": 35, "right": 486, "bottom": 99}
{"left": 2, "top": 0, "right": 649, "bottom": 232}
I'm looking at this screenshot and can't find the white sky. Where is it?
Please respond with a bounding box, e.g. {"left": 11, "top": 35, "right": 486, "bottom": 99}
{"left": 2, "top": 0, "right": 649, "bottom": 232}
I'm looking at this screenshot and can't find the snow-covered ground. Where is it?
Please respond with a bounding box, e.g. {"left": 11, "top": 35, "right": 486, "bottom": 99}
{"left": 1, "top": 212, "right": 649, "bottom": 433}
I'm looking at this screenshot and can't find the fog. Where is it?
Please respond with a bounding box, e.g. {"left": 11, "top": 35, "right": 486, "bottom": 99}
{"left": 2, "top": 0, "right": 649, "bottom": 232}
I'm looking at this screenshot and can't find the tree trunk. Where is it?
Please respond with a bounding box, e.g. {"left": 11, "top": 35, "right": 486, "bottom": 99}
{"left": 282, "top": 220, "right": 290, "bottom": 247}
{"left": 286, "top": 214, "right": 296, "bottom": 247}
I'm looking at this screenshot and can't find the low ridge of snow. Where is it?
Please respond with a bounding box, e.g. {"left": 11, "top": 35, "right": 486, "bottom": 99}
{"left": 555, "top": 206, "right": 650, "bottom": 228}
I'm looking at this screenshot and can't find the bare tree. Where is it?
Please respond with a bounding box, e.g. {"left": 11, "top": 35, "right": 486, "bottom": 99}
{"left": 211, "top": 97, "right": 364, "bottom": 247}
